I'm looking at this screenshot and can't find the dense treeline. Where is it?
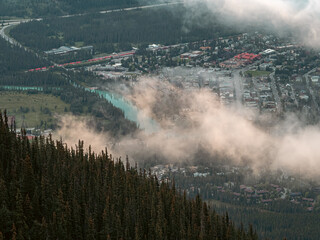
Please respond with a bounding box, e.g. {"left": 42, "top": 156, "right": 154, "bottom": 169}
{"left": 0, "top": 70, "right": 137, "bottom": 135}
{"left": 171, "top": 170, "right": 320, "bottom": 239}
{"left": 56, "top": 84, "right": 138, "bottom": 135}
{"left": 0, "top": 71, "right": 66, "bottom": 87}
{"left": 214, "top": 205, "right": 320, "bottom": 240}
{"left": 0, "top": 0, "right": 65, "bottom": 17}
{"left": 0, "top": 112, "right": 259, "bottom": 239}
{"left": 173, "top": 172, "right": 308, "bottom": 213}
{"left": 11, "top": 6, "right": 237, "bottom": 53}
{"left": 0, "top": 0, "right": 155, "bottom": 17}
{"left": 0, "top": 37, "right": 48, "bottom": 74}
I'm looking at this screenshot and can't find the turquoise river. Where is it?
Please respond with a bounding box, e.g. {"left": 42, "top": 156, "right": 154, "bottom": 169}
{"left": 0, "top": 85, "right": 160, "bottom": 134}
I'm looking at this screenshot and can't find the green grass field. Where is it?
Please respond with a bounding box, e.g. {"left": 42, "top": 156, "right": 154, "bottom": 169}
{"left": 0, "top": 92, "right": 70, "bottom": 129}
{"left": 207, "top": 199, "right": 274, "bottom": 213}
{"left": 245, "top": 70, "right": 271, "bottom": 77}
{"left": 74, "top": 41, "right": 85, "bottom": 47}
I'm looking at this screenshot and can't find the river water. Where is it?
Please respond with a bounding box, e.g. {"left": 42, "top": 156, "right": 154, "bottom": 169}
{"left": 88, "top": 88, "right": 159, "bottom": 134}
{"left": 1, "top": 85, "right": 160, "bottom": 134}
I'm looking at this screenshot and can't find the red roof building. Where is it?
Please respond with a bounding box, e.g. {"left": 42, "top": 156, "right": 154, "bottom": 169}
{"left": 234, "top": 53, "right": 261, "bottom": 61}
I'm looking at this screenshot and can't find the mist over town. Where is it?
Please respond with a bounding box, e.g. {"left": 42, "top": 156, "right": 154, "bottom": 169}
{"left": 1, "top": 0, "right": 320, "bottom": 239}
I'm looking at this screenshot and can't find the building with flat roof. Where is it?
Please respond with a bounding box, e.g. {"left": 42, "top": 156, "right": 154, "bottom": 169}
{"left": 234, "top": 53, "right": 261, "bottom": 61}
{"left": 44, "top": 45, "right": 93, "bottom": 56}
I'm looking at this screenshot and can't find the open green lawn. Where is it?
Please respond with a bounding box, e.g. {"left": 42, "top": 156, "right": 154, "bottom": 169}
{"left": 245, "top": 70, "right": 271, "bottom": 77}
{"left": 0, "top": 92, "right": 70, "bottom": 129}
{"left": 207, "top": 199, "right": 273, "bottom": 213}
{"left": 74, "top": 41, "right": 84, "bottom": 47}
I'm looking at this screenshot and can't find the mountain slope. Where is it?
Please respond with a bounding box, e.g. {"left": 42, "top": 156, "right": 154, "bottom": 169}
{"left": 0, "top": 111, "right": 258, "bottom": 239}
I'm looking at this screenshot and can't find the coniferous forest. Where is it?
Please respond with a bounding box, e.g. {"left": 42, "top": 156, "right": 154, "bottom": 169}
{"left": 0, "top": 37, "right": 48, "bottom": 74}
{"left": 0, "top": 111, "right": 259, "bottom": 240}
{"left": 0, "top": 0, "right": 151, "bottom": 17}
{"left": 11, "top": 6, "right": 237, "bottom": 53}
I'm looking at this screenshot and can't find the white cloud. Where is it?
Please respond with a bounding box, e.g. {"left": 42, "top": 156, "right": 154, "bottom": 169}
{"left": 183, "top": 0, "right": 320, "bottom": 48}
{"left": 56, "top": 77, "right": 320, "bottom": 179}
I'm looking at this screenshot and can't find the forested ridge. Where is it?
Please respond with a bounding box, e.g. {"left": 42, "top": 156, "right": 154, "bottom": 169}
{"left": 0, "top": 111, "right": 260, "bottom": 239}
{"left": 214, "top": 206, "right": 320, "bottom": 240}
{"left": 0, "top": 0, "right": 156, "bottom": 17}
{"left": 11, "top": 6, "right": 237, "bottom": 53}
{"left": 0, "top": 31, "right": 138, "bottom": 134}
{"left": 0, "top": 70, "right": 138, "bottom": 135}
{"left": 0, "top": 37, "right": 48, "bottom": 74}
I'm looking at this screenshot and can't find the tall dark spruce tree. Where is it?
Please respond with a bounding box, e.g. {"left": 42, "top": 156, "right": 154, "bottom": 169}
{"left": 0, "top": 110, "right": 259, "bottom": 240}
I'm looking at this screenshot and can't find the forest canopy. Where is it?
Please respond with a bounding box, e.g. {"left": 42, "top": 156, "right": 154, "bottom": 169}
{"left": 0, "top": 0, "right": 158, "bottom": 17}
{"left": 10, "top": 6, "right": 238, "bottom": 53}
{"left": 0, "top": 111, "right": 258, "bottom": 239}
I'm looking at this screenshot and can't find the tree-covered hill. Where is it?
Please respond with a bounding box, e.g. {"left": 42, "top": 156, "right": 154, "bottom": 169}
{"left": 10, "top": 6, "right": 237, "bottom": 53}
{"left": 0, "top": 111, "right": 258, "bottom": 239}
{"left": 0, "top": 0, "right": 160, "bottom": 17}
{"left": 0, "top": 37, "right": 48, "bottom": 74}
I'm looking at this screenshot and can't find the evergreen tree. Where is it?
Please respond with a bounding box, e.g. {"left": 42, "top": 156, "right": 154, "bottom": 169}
{"left": 0, "top": 110, "right": 258, "bottom": 240}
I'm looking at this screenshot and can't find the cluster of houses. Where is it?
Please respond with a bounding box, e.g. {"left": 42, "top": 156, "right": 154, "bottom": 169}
{"left": 151, "top": 163, "right": 319, "bottom": 212}
{"left": 58, "top": 28, "right": 320, "bottom": 120}
{"left": 243, "top": 75, "right": 277, "bottom": 113}
{"left": 15, "top": 127, "right": 53, "bottom": 140}
{"left": 180, "top": 51, "right": 203, "bottom": 60}
{"left": 219, "top": 53, "right": 261, "bottom": 69}
{"left": 44, "top": 45, "right": 94, "bottom": 56}
{"left": 215, "top": 183, "right": 316, "bottom": 211}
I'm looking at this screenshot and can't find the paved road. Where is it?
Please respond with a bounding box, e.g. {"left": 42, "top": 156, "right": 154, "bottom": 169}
{"left": 0, "top": 20, "right": 48, "bottom": 63}
{"left": 303, "top": 68, "right": 319, "bottom": 114}
{"left": 269, "top": 72, "right": 282, "bottom": 113}
{"left": 28, "top": 51, "right": 136, "bottom": 72}
{"left": 232, "top": 58, "right": 264, "bottom": 107}
{"left": 233, "top": 69, "right": 245, "bottom": 107}
{"left": 290, "top": 85, "right": 299, "bottom": 108}
{"left": 0, "top": 2, "right": 183, "bottom": 71}
{"left": 41, "top": 2, "right": 184, "bottom": 20}
{"left": 100, "top": 2, "right": 183, "bottom": 14}
{"left": 231, "top": 58, "right": 283, "bottom": 114}
{"left": 58, "top": 2, "right": 183, "bottom": 18}
{"left": 0, "top": 2, "right": 183, "bottom": 43}
{"left": 0, "top": 22, "right": 22, "bottom": 46}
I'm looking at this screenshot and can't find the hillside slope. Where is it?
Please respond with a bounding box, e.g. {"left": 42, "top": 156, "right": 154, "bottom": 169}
{"left": 0, "top": 111, "right": 258, "bottom": 239}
